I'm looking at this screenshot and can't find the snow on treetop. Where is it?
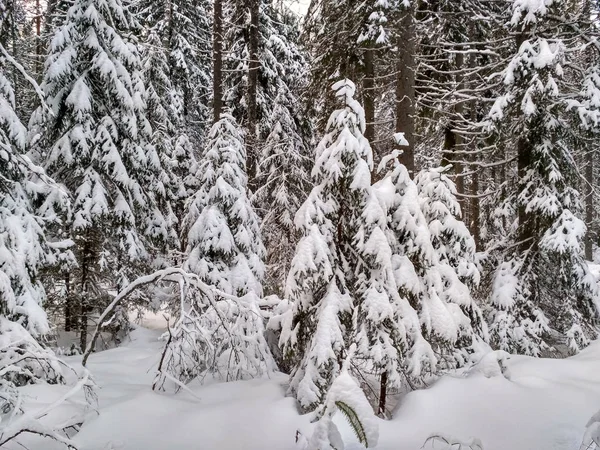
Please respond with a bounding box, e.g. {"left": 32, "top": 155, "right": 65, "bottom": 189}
{"left": 329, "top": 78, "right": 366, "bottom": 134}
{"left": 511, "top": 0, "right": 556, "bottom": 26}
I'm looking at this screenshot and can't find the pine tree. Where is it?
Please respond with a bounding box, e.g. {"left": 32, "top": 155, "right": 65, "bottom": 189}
{"left": 486, "top": 0, "right": 600, "bottom": 355}
{"left": 159, "top": 113, "right": 273, "bottom": 384}
{"left": 415, "top": 167, "right": 480, "bottom": 287}
{"left": 224, "top": 0, "right": 309, "bottom": 183}
{"left": 0, "top": 24, "right": 53, "bottom": 338}
{"left": 253, "top": 87, "right": 311, "bottom": 295}
{"left": 280, "top": 80, "right": 404, "bottom": 414}
{"left": 30, "top": 0, "right": 170, "bottom": 350}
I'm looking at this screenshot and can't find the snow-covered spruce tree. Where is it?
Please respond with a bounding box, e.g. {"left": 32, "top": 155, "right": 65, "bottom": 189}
{"left": 138, "top": 0, "right": 212, "bottom": 145}
{"left": 30, "top": 0, "right": 171, "bottom": 350}
{"left": 140, "top": 27, "right": 196, "bottom": 258}
{"left": 279, "top": 79, "right": 408, "bottom": 416}
{"left": 0, "top": 12, "right": 96, "bottom": 447}
{"left": 253, "top": 87, "right": 311, "bottom": 295}
{"left": 159, "top": 113, "right": 272, "bottom": 385}
{"left": 486, "top": 0, "right": 600, "bottom": 355}
{"left": 0, "top": 16, "right": 57, "bottom": 343}
{"left": 224, "top": 0, "right": 309, "bottom": 183}
{"left": 415, "top": 167, "right": 480, "bottom": 287}
{"left": 375, "top": 153, "right": 485, "bottom": 373}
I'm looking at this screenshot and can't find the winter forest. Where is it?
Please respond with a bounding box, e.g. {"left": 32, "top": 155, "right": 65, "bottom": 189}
{"left": 2, "top": 0, "right": 600, "bottom": 448}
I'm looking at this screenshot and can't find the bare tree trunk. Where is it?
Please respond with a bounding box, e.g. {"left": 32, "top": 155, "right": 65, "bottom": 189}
{"left": 79, "top": 231, "right": 93, "bottom": 351}
{"left": 441, "top": 49, "right": 465, "bottom": 212}
{"left": 515, "top": 30, "right": 533, "bottom": 252}
{"left": 395, "top": 6, "right": 416, "bottom": 175}
{"left": 213, "top": 0, "right": 223, "bottom": 123}
{"left": 585, "top": 145, "right": 594, "bottom": 260}
{"left": 64, "top": 273, "right": 75, "bottom": 331}
{"left": 247, "top": 0, "right": 260, "bottom": 183}
{"left": 363, "top": 45, "right": 376, "bottom": 156}
{"left": 378, "top": 371, "right": 388, "bottom": 418}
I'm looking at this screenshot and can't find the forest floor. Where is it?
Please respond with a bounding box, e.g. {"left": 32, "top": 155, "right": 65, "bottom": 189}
{"left": 9, "top": 325, "right": 600, "bottom": 450}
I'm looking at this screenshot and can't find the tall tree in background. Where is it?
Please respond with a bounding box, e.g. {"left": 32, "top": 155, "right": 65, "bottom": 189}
{"left": 225, "top": 0, "right": 309, "bottom": 186}
{"left": 486, "top": 0, "right": 600, "bottom": 355}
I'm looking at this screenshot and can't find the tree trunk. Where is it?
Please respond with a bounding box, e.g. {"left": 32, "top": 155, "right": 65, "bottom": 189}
{"left": 395, "top": 6, "right": 416, "bottom": 175}
{"left": 64, "top": 273, "right": 75, "bottom": 331}
{"left": 246, "top": 0, "right": 260, "bottom": 184}
{"left": 363, "top": 45, "right": 376, "bottom": 156}
{"left": 515, "top": 30, "right": 533, "bottom": 252}
{"left": 212, "top": 0, "right": 223, "bottom": 123}
{"left": 78, "top": 232, "right": 92, "bottom": 351}
{"left": 378, "top": 371, "right": 388, "bottom": 418}
{"left": 585, "top": 145, "right": 594, "bottom": 260}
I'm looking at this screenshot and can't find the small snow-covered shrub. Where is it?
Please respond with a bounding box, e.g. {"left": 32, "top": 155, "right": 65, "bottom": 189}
{"left": 0, "top": 318, "right": 95, "bottom": 449}
{"left": 580, "top": 409, "right": 600, "bottom": 450}
{"left": 423, "top": 434, "right": 484, "bottom": 450}
{"left": 300, "top": 370, "right": 379, "bottom": 450}
{"left": 0, "top": 317, "right": 63, "bottom": 388}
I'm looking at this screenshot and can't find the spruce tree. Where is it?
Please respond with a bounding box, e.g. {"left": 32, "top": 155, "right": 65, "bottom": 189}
{"left": 486, "top": 0, "right": 600, "bottom": 355}
{"left": 376, "top": 157, "right": 481, "bottom": 372}
{"left": 0, "top": 30, "right": 53, "bottom": 338}
{"left": 183, "top": 113, "right": 265, "bottom": 295}
{"left": 280, "top": 80, "right": 404, "bottom": 414}
{"left": 30, "top": 0, "right": 169, "bottom": 350}
{"left": 253, "top": 87, "right": 311, "bottom": 295}
{"left": 415, "top": 167, "right": 481, "bottom": 287}
{"left": 160, "top": 113, "right": 273, "bottom": 384}
{"left": 224, "top": 1, "right": 309, "bottom": 183}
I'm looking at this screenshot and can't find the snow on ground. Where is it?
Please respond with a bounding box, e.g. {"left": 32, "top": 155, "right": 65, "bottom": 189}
{"left": 9, "top": 326, "right": 600, "bottom": 450}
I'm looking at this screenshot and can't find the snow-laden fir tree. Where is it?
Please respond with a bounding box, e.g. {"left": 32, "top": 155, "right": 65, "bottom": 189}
{"left": 139, "top": 0, "right": 212, "bottom": 144}
{"left": 140, "top": 27, "right": 196, "bottom": 257}
{"left": 375, "top": 154, "right": 485, "bottom": 373}
{"left": 486, "top": 0, "right": 600, "bottom": 355}
{"left": 224, "top": 0, "right": 309, "bottom": 182}
{"left": 0, "top": 10, "right": 82, "bottom": 443}
{"left": 159, "top": 113, "right": 273, "bottom": 385}
{"left": 415, "top": 167, "right": 480, "bottom": 287}
{"left": 253, "top": 87, "right": 311, "bottom": 295}
{"left": 279, "top": 79, "right": 408, "bottom": 415}
{"left": 29, "top": 0, "right": 171, "bottom": 350}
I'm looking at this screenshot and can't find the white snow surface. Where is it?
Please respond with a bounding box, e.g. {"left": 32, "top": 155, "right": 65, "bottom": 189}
{"left": 11, "top": 326, "right": 600, "bottom": 450}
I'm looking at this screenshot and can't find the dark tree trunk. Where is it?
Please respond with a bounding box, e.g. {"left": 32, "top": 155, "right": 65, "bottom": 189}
{"left": 247, "top": 0, "right": 260, "bottom": 183}
{"left": 395, "top": 6, "right": 416, "bottom": 175}
{"left": 64, "top": 273, "right": 76, "bottom": 331}
{"left": 515, "top": 29, "right": 533, "bottom": 252}
{"left": 378, "top": 371, "right": 388, "bottom": 418}
{"left": 442, "top": 127, "right": 465, "bottom": 211}
{"left": 585, "top": 145, "right": 594, "bottom": 260}
{"left": 212, "top": 0, "right": 223, "bottom": 123}
{"left": 517, "top": 135, "right": 533, "bottom": 251}
{"left": 79, "top": 232, "right": 93, "bottom": 352}
{"left": 363, "top": 45, "right": 376, "bottom": 155}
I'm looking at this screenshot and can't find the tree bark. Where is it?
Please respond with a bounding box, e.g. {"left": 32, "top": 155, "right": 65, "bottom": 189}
{"left": 246, "top": 0, "right": 260, "bottom": 184}
{"left": 363, "top": 45, "right": 376, "bottom": 155}
{"left": 395, "top": 5, "right": 416, "bottom": 175}
{"left": 212, "top": 0, "right": 223, "bottom": 123}
{"left": 378, "top": 371, "right": 388, "bottom": 418}
{"left": 585, "top": 145, "right": 594, "bottom": 260}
